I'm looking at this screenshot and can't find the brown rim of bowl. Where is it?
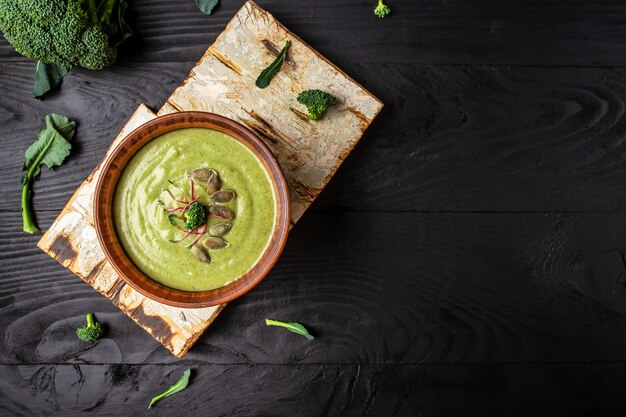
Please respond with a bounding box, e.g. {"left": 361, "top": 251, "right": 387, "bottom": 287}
{"left": 93, "top": 111, "right": 290, "bottom": 308}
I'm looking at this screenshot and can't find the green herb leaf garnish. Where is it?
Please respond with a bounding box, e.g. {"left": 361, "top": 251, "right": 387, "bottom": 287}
{"left": 33, "top": 62, "right": 69, "bottom": 99}
{"left": 195, "top": 0, "right": 220, "bottom": 15}
{"left": 147, "top": 369, "right": 192, "bottom": 409}
{"left": 21, "top": 114, "right": 76, "bottom": 233}
{"left": 265, "top": 318, "right": 314, "bottom": 340}
{"left": 255, "top": 40, "right": 290, "bottom": 89}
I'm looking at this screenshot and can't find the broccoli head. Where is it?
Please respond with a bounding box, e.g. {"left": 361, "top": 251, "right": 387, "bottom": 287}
{"left": 184, "top": 202, "right": 207, "bottom": 230}
{"left": 76, "top": 313, "right": 104, "bottom": 343}
{"left": 374, "top": 0, "right": 391, "bottom": 18}
{"left": 0, "top": 0, "right": 127, "bottom": 70}
{"left": 296, "top": 89, "right": 337, "bottom": 120}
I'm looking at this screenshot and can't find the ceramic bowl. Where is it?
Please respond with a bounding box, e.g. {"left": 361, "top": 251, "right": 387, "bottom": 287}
{"left": 94, "top": 112, "right": 290, "bottom": 308}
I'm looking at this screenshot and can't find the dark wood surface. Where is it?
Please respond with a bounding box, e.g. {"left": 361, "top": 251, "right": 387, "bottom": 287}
{"left": 2, "top": 0, "right": 626, "bottom": 415}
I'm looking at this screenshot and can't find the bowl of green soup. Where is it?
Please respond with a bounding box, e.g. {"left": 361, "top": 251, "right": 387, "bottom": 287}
{"left": 94, "top": 112, "right": 290, "bottom": 308}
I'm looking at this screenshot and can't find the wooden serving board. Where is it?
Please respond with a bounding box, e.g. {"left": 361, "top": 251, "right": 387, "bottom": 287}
{"left": 38, "top": 0, "right": 382, "bottom": 357}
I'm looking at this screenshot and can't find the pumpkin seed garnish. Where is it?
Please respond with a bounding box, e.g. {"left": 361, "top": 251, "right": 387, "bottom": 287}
{"left": 203, "top": 237, "right": 229, "bottom": 250}
{"left": 191, "top": 244, "right": 211, "bottom": 263}
{"left": 209, "top": 205, "right": 234, "bottom": 220}
{"left": 210, "top": 190, "right": 235, "bottom": 203}
{"left": 188, "top": 168, "right": 212, "bottom": 183}
{"left": 207, "top": 169, "right": 221, "bottom": 195}
{"left": 209, "top": 223, "right": 231, "bottom": 237}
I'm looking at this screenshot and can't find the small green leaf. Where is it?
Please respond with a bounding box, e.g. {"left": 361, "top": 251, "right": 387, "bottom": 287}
{"left": 21, "top": 114, "right": 76, "bottom": 233}
{"left": 23, "top": 114, "right": 76, "bottom": 178}
{"left": 94, "top": 0, "right": 117, "bottom": 24}
{"left": 113, "top": 1, "right": 133, "bottom": 47}
{"left": 33, "top": 62, "right": 69, "bottom": 99}
{"left": 255, "top": 40, "right": 290, "bottom": 89}
{"left": 147, "top": 369, "right": 192, "bottom": 409}
{"left": 265, "top": 318, "right": 314, "bottom": 340}
{"left": 195, "top": 0, "right": 219, "bottom": 15}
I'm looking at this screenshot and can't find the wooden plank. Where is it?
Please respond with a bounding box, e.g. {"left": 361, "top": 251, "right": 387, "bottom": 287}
{"left": 7, "top": 63, "right": 626, "bottom": 213}
{"left": 3, "top": 212, "right": 626, "bottom": 364}
{"left": 1, "top": 362, "right": 625, "bottom": 416}
{"left": 4, "top": 0, "right": 626, "bottom": 66}
{"left": 162, "top": 1, "right": 382, "bottom": 223}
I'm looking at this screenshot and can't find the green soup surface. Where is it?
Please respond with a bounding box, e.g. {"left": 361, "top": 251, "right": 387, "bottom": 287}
{"left": 114, "top": 127, "right": 276, "bottom": 291}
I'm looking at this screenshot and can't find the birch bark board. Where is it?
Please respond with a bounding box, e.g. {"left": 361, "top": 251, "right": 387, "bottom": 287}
{"left": 160, "top": 1, "right": 383, "bottom": 223}
{"left": 38, "top": 0, "right": 382, "bottom": 357}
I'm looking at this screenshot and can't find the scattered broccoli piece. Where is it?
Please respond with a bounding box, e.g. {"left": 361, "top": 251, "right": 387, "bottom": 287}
{"left": 0, "top": 0, "right": 132, "bottom": 97}
{"left": 184, "top": 202, "right": 207, "bottom": 230}
{"left": 0, "top": 0, "right": 118, "bottom": 69}
{"left": 374, "top": 0, "right": 391, "bottom": 18}
{"left": 296, "top": 89, "right": 337, "bottom": 120}
{"left": 76, "top": 313, "right": 104, "bottom": 343}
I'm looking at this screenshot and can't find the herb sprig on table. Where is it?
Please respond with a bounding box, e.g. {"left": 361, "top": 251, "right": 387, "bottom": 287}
{"left": 266, "top": 318, "right": 315, "bottom": 340}
{"left": 148, "top": 369, "right": 192, "bottom": 409}
{"left": 21, "top": 114, "right": 77, "bottom": 233}
{"left": 195, "top": 0, "right": 220, "bottom": 15}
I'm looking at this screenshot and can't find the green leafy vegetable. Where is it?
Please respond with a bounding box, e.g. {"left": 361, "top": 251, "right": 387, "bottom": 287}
{"left": 33, "top": 62, "right": 70, "bottom": 99}
{"left": 265, "top": 318, "right": 314, "bottom": 340}
{"left": 148, "top": 369, "right": 192, "bottom": 409}
{"left": 195, "top": 0, "right": 220, "bottom": 15}
{"left": 0, "top": 0, "right": 133, "bottom": 98}
{"left": 21, "top": 114, "right": 77, "bottom": 233}
{"left": 255, "top": 40, "right": 290, "bottom": 89}
{"left": 296, "top": 89, "right": 337, "bottom": 120}
{"left": 374, "top": 0, "right": 391, "bottom": 18}
{"left": 76, "top": 313, "right": 105, "bottom": 343}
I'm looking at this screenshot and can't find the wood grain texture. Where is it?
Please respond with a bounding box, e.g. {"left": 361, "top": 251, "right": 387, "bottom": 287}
{"left": 1, "top": 363, "right": 626, "bottom": 417}
{"left": 3, "top": 0, "right": 626, "bottom": 413}
{"left": 7, "top": 63, "right": 626, "bottom": 213}
{"left": 4, "top": 0, "right": 626, "bottom": 66}
{"left": 3, "top": 212, "right": 626, "bottom": 364}
{"left": 163, "top": 1, "right": 382, "bottom": 223}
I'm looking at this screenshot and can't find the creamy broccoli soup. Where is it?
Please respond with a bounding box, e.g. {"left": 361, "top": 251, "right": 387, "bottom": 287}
{"left": 114, "top": 128, "right": 276, "bottom": 291}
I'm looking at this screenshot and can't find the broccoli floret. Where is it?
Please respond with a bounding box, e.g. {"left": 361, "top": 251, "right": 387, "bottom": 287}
{"left": 184, "top": 202, "right": 207, "bottom": 230}
{"left": 374, "top": 0, "right": 391, "bottom": 18}
{"left": 76, "top": 313, "right": 104, "bottom": 343}
{"left": 296, "top": 89, "right": 337, "bottom": 120}
{"left": 0, "top": 0, "right": 122, "bottom": 70}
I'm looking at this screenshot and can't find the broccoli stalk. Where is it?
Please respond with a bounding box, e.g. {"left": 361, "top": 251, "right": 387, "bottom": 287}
{"left": 296, "top": 89, "right": 337, "bottom": 120}
{"left": 76, "top": 313, "right": 104, "bottom": 343}
{"left": 374, "top": 0, "right": 391, "bottom": 18}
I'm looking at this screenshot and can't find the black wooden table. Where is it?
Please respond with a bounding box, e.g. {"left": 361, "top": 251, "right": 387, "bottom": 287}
{"left": 3, "top": 0, "right": 626, "bottom": 415}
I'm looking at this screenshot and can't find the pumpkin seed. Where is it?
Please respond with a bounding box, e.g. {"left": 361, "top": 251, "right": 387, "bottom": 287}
{"left": 209, "top": 205, "right": 234, "bottom": 220}
{"left": 207, "top": 170, "right": 221, "bottom": 195}
{"left": 203, "top": 237, "right": 229, "bottom": 250}
{"left": 191, "top": 244, "right": 210, "bottom": 263}
{"left": 209, "top": 223, "right": 231, "bottom": 237}
{"left": 210, "top": 190, "right": 235, "bottom": 203}
{"left": 188, "top": 168, "right": 212, "bottom": 183}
